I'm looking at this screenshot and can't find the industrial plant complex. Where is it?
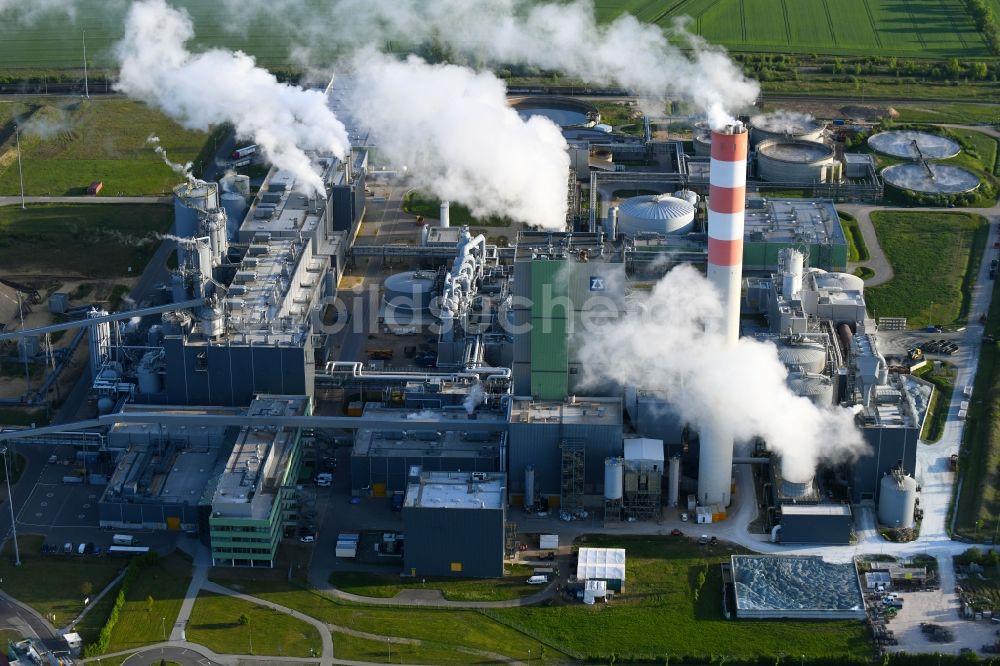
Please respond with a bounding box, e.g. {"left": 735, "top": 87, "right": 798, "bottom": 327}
{"left": 1, "top": 2, "right": 999, "bottom": 663}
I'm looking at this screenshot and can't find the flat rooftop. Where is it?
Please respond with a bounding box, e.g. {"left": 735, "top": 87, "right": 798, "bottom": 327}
{"left": 744, "top": 199, "right": 847, "bottom": 247}
{"left": 780, "top": 504, "right": 851, "bottom": 516}
{"left": 731, "top": 555, "right": 865, "bottom": 619}
{"left": 353, "top": 427, "right": 504, "bottom": 458}
{"left": 511, "top": 397, "right": 622, "bottom": 426}
{"left": 404, "top": 470, "right": 505, "bottom": 510}
{"left": 211, "top": 395, "right": 307, "bottom": 520}
{"left": 360, "top": 404, "right": 508, "bottom": 427}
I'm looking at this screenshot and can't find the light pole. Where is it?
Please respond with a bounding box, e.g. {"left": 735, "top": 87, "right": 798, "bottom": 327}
{"left": 160, "top": 616, "right": 165, "bottom": 640}
{"left": 248, "top": 623, "right": 252, "bottom": 654}
{"left": 14, "top": 125, "right": 25, "bottom": 210}
{"left": 1, "top": 448, "right": 20, "bottom": 566}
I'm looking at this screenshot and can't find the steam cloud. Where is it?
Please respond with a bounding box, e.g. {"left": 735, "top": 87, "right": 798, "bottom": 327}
{"left": 0, "top": 0, "right": 78, "bottom": 22}
{"left": 114, "top": 0, "right": 350, "bottom": 196}
{"left": 146, "top": 134, "right": 193, "bottom": 180}
{"left": 348, "top": 52, "right": 569, "bottom": 229}
{"left": 220, "top": 0, "right": 758, "bottom": 127}
{"left": 577, "top": 265, "right": 864, "bottom": 483}
{"left": 463, "top": 382, "right": 486, "bottom": 415}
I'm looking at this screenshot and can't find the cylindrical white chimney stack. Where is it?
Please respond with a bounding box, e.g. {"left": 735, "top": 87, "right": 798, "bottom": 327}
{"left": 698, "top": 122, "right": 748, "bottom": 509}
{"left": 440, "top": 201, "right": 451, "bottom": 228}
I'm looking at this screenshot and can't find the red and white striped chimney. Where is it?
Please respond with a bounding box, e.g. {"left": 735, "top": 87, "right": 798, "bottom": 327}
{"left": 707, "top": 123, "right": 748, "bottom": 346}
{"left": 698, "top": 122, "right": 748, "bottom": 509}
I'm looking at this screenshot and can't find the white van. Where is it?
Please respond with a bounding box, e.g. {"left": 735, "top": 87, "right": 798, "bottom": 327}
{"left": 527, "top": 575, "right": 549, "bottom": 585}
{"left": 112, "top": 534, "right": 136, "bottom": 546}
{"left": 315, "top": 473, "right": 333, "bottom": 487}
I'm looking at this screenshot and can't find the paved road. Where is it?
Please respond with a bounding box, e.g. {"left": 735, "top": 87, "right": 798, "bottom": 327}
{"left": 0, "top": 589, "right": 58, "bottom": 648}
{"left": 0, "top": 196, "right": 171, "bottom": 206}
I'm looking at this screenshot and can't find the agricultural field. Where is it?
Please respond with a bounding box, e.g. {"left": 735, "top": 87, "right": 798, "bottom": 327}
{"left": 0, "top": 98, "right": 208, "bottom": 196}
{"left": 865, "top": 211, "right": 987, "bottom": 327}
{"left": 0, "top": 204, "right": 172, "bottom": 277}
{"left": 594, "top": 0, "right": 989, "bottom": 57}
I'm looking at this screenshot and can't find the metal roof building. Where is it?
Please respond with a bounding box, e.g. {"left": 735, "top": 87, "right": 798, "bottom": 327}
{"left": 576, "top": 547, "right": 626, "bottom": 591}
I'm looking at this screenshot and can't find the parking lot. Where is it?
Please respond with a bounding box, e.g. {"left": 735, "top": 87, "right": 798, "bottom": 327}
{"left": 889, "top": 588, "right": 1000, "bottom": 656}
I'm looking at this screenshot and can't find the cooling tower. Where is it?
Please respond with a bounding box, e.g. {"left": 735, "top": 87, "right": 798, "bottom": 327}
{"left": 698, "top": 122, "right": 748, "bottom": 509}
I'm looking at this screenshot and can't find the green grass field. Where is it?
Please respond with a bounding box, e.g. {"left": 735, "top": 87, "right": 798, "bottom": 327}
{"left": 103, "top": 553, "right": 192, "bottom": 654}
{"left": 865, "top": 211, "right": 988, "bottom": 326}
{"left": 914, "top": 362, "right": 955, "bottom": 442}
{"left": 329, "top": 564, "right": 537, "bottom": 602}
{"left": 187, "top": 591, "right": 322, "bottom": 658}
{"left": 839, "top": 212, "right": 870, "bottom": 263}
{"left": 0, "top": 535, "right": 125, "bottom": 628}
{"left": 215, "top": 535, "right": 870, "bottom": 664}
{"left": 0, "top": 98, "right": 207, "bottom": 196}
{"left": 0, "top": 204, "right": 172, "bottom": 277}
{"left": 488, "top": 535, "right": 871, "bottom": 662}
{"left": 207, "top": 579, "right": 563, "bottom": 664}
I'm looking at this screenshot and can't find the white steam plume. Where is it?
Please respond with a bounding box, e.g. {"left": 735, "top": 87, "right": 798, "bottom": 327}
{"left": 0, "top": 0, "right": 77, "bottom": 23}
{"left": 114, "top": 0, "right": 349, "bottom": 196}
{"left": 463, "top": 382, "right": 486, "bottom": 415}
{"left": 146, "top": 134, "right": 193, "bottom": 180}
{"left": 219, "top": 0, "right": 758, "bottom": 128}
{"left": 577, "top": 265, "right": 864, "bottom": 483}
{"left": 348, "top": 52, "right": 569, "bottom": 229}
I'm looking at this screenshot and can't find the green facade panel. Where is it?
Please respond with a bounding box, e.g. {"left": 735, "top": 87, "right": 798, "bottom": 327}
{"left": 530, "top": 260, "right": 569, "bottom": 400}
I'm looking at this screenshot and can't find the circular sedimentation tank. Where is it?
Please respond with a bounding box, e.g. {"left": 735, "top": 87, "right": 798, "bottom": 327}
{"left": 756, "top": 139, "right": 839, "bottom": 184}
{"left": 382, "top": 271, "right": 437, "bottom": 320}
{"left": 616, "top": 194, "right": 695, "bottom": 236}
{"left": 868, "top": 130, "right": 960, "bottom": 160}
{"left": 511, "top": 96, "right": 600, "bottom": 128}
{"left": 749, "top": 111, "right": 826, "bottom": 146}
{"left": 881, "top": 163, "right": 980, "bottom": 195}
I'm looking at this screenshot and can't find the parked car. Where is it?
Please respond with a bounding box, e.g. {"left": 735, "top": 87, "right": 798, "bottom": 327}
{"left": 527, "top": 575, "right": 549, "bottom": 585}
{"left": 63, "top": 542, "right": 73, "bottom": 554}
{"left": 300, "top": 535, "right": 315, "bottom": 543}
{"left": 670, "top": 529, "right": 684, "bottom": 537}
{"left": 698, "top": 534, "right": 710, "bottom": 545}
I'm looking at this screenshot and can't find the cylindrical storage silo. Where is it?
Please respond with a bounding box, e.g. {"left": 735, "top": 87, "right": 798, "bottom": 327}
{"left": 749, "top": 112, "right": 826, "bottom": 147}
{"left": 173, "top": 180, "right": 219, "bottom": 264}
{"left": 775, "top": 340, "right": 827, "bottom": 374}
{"left": 524, "top": 465, "right": 535, "bottom": 508}
{"left": 137, "top": 351, "right": 162, "bottom": 394}
{"left": 382, "top": 271, "right": 437, "bottom": 323}
{"left": 878, "top": 470, "right": 918, "bottom": 528}
{"left": 234, "top": 174, "right": 251, "bottom": 197}
{"left": 693, "top": 122, "right": 712, "bottom": 157}
{"left": 201, "top": 303, "right": 225, "bottom": 339}
{"left": 668, "top": 456, "right": 681, "bottom": 507}
{"left": 756, "top": 139, "right": 838, "bottom": 184}
{"left": 220, "top": 192, "right": 247, "bottom": 240}
{"left": 604, "top": 457, "right": 624, "bottom": 500}
{"left": 88, "top": 309, "right": 111, "bottom": 379}
{"left": 199, "top": 208, "right": 229, "bottom": 267}
{"left": 787, "top": 371, "right": 835, "bottom": 406}
{"left": 780, "top": 248, "right": 804, "bottom": 300}
{"left": 440, "top": 201, "right": 450, "bottom": 228}
{"left": 616, "top": 195, "right": 695, "bottom": 236}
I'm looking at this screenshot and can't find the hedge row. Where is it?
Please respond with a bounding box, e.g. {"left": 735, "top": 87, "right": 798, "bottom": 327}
{"left": 82, "top": 552, "right": 160, "bottom": 657}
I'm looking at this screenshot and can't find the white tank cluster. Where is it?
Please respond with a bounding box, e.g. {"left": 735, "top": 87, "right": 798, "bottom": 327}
{"left": 615, "top": 194, "right": 695, "bottom": 236}
{"left": 220, "top": 173, "right": 250, "bottom": 240}
{"left": 173, "top": 180, "right": 219, "bottom": 263}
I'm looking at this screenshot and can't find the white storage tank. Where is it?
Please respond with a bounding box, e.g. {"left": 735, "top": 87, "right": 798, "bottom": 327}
{"left": 749, "top": 111, "right": 826, "bottom": 147}
{"left": 786, "top": 371, "right": 835, "bottom": 406}
{"left": 382, "top": 271, "right": 437, "bottom": 322}
{"left": 199, "top": 208, "right": 229, "bottom": 267}
{"left": 616, "top": 194, "right": 695, "bottom": 236}
{"left": 668, "top": 456, "right": 681, "bottom": 507}
{"left": 604, "top": 457, "right": 624, "bottom": 500}
{"left": 604, "top": 206, "right": 618, "bottom": 241}
{"left": 220, "top": 192, "right": 247, "bottom": 240}
{"left": 201, "top": 302, "right": 225, "bottom": 339}
{"left": 775, "top": 340, "right": 827, "bottom": 373}
{"left": 137, "top": 351, "right": 163, "bottom": 395}
{"left": 756, "top": 139, "right": 839, "bottom": 184}
{"left": 673, "top": 190, "right": 698, "bottom": 206}
{"left": 173, "top": 180, "right": 219, "bottom": 263}
{"left": 878, "top": 469, "right": 918, "bottom": 528}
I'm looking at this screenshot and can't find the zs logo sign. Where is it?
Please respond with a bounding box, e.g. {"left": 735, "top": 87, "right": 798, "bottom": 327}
{"left": 589, "top": 277, "right": 606, "bottom": 291}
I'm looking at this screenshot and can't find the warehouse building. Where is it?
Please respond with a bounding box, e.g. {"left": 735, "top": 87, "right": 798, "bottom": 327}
{"left": 402, "top": 470, "right": 506, "bottom": 578}
{"left": 777, "top": 504, "right": 853, "bottom": 544}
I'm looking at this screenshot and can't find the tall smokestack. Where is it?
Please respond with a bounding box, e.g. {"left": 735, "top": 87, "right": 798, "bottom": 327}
{"left": 698, "top": 122, "right": 748, "bottom": 509}
{"left": 440, "top": 201, "right": 451, "bottom": 228}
